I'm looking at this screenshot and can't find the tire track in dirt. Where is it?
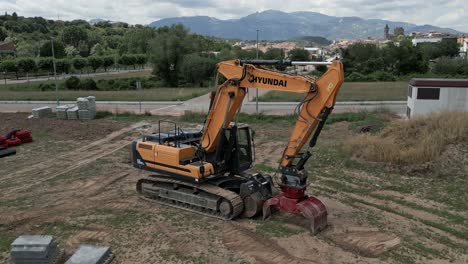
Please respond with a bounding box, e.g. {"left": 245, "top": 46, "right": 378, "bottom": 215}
{"left": 314, "top": 176, "right": 454, "bottom": 222}
{"left": 222, "top": 222, "right": 314, "bottom": 264}
{"left": 313, "top": 175, "right": 468, "bottom": 234}
{"left": 1, "top": 121, "right": 147, "bottom": 181}
{"left": 311, "top": 182, "right": 468, "bottom": 247}
{"left": 0, "top": 171, "right": 133, "bottom": 227}
{"left": 0, "top": 122, "right": 147, "bottom": 197}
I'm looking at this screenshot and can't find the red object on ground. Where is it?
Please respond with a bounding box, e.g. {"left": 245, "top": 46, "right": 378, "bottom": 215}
{"left": 263, "top": 185, "right": 328, "bottom": 234}
{"left": 15, "top": 130, "right": 33, "bottom": 143}
{"left": 6, "top": 137, "right": 21, "bottom": 147}
{"left": 0, "top": 136, "right": 6, "bottom": 149}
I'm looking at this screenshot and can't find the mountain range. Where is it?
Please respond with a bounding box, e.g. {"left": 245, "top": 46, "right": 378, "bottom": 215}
{"left": 149, "top": 10, "right": 462, "bottom": 40}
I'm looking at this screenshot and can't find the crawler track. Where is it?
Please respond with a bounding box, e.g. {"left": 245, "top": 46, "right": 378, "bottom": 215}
{"left": 137, "top": 175, "right": 244, "bottom": 220}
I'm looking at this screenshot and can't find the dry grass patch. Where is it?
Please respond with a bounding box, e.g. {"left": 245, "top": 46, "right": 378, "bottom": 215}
{"left": 346, "top": 111, "right": 468, "bottom": 165}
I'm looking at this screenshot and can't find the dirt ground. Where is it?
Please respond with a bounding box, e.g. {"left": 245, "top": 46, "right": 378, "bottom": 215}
{"left": 1, "top": 112, "right": 467, "bottom": 264}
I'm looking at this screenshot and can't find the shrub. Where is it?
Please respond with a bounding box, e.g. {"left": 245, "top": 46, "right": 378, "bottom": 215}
{"left": 38, "top": 83, "right": 54, "bottom": 91}
{"left": 369, "top": 71, "right": 396, "bottom": 81}
{"left": 81, "top": 78, "right": 97, "bottom": 90}
{"left": 64, "top": 76, "right": 81, "bottom": 90}
{"left": 346, "top": 72, "right": 366, "bottom": 81}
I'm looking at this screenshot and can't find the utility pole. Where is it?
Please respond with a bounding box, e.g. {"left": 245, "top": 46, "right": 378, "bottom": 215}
{"left": 51, "top": 38, "right": 60, "bottom": 106}
{"left": 256, "top": 29, "right": 259, "bottom": 114}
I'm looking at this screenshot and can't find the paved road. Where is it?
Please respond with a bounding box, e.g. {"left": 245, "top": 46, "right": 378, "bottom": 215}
{"left": 0, "top": 100, "right": 407, "bottom": 116}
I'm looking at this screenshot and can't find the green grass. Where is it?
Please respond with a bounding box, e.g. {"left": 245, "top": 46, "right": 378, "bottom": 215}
{"left": 0, "top": 88, "right": 208, "bottom": 101}
{"left": 255, "top": 219, "right": 302, "bottom": 238}
{"left": 1, "top": 70, "right": 152, "bottom": 85}
{"left": 0, "top": 233, "right": 15, "bottom": 253}
{"left": 259, "top": 81, "right": 407, "bottom": 102}
{"left": 96, "top": 111, "right": 153, "bottom": 122}
{"left": 253, "top": 163, "right": 277, "bottom": 173}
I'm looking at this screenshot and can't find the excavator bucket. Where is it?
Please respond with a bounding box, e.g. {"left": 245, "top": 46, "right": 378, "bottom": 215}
{"left": 263, "top": 193, "right": 327, "bottom": 234}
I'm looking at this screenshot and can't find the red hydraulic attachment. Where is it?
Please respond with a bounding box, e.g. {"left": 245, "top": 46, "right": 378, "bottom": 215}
{"left": 263, "top": 185, "right": 327, "bottom": 234}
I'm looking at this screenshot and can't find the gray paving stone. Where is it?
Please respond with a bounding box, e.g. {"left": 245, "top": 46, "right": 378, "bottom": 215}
{"left": 65, "top": 245, "right": 112, "bottom": 264}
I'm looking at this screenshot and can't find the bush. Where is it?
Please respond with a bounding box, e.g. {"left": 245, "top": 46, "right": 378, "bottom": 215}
{"left": 346, "top": 72, "right": 367, "bottom": 81}
{"left": 345, "top": 71, "right": 397, "bottom": 82}
{"left": 369, "top": 71, "right": 396, "bottom": 81}
{"left": 38, "top": 83, "right": 54, "bottom": 91}
{"left": 81, "top": 78, "right": 97, "bottom": 90}
{"left": 64, "top": 76, "right": 81, "bottom": 90}
{"left": 432, "top": 57, "right": 468, "bottom": 75}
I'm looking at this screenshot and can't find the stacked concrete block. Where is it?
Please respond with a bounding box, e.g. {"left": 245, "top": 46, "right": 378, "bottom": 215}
{"left": 66, "top": 106, "right": 79, "bottom": 120}
{"left": 55, "top": 105, "right": 75, "bottom": 119}
{"left": 32, "top": 107, "right": 52, "bottom": 118}
{"left": 10, "top": 235, "right": 61, "bottom": 264}
{"left": 77, "top": 97, "right": 96, "bottom": 120}
{"left": 65, "top": 245, "right": 113, "bottom": 264}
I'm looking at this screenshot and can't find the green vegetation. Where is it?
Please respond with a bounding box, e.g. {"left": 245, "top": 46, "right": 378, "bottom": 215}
{"left": 0, "top": 233, "right": 15, "bottom": 253}
{"left": 342, "top": 39, "right": 463, "bottom": 81}
{"left": 259, "top": 81, "right": 407, "bottom": 102}
{"left": 0, "top": 87, "right": 208, "bottom": 101}
{"left": 255, "top": 219, "right": 301, "bottom": 238}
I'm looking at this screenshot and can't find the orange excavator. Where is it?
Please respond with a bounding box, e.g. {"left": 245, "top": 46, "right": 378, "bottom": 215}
{"left": 132, "top": 59, "right": 344, "bottom": 233}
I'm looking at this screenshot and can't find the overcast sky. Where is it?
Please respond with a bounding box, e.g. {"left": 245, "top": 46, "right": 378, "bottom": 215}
{"left": 0, "top": 0, "right": 466, "bottom": 31}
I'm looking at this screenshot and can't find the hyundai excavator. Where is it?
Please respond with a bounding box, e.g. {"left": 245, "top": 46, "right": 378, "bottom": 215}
{"left": 132, "top": 59, "right": 344, "bottom": 234}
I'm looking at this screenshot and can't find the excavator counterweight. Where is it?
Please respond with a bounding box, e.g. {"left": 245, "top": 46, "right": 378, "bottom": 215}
{"left": 132, "top": 59, "right": 344, "bottom": 234}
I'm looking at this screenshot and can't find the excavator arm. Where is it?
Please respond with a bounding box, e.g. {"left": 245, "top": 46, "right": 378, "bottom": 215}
{"left": 201, "top": 59, "right": 344, "bottom": 167}
{"left": 200, "top": 59, "right": 344, "bottom": 233}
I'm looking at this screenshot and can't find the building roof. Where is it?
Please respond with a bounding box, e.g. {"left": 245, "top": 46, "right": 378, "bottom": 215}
{"left": 409, "top": 78, "right": 468, "bottom": 88}
{"left": 0, "top": 42, "right": 16, "bottom": 53}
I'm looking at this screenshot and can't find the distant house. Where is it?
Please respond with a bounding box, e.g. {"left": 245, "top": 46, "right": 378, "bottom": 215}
{"left": 411, "top": 31, "right": 457, "bottom": 46}
{"left": 304, "top": 47, "right": 324, "bottom": 57}
{"left": 0, "top": 42, "right": 16, "bottom": 56}
{"left": 406, "top": 78, "right": 468, "bottom": 118}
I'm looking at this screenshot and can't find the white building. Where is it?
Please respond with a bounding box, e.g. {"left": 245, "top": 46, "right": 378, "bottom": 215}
{"left": 407, "top": 79, "right": 468, "bottom": 118}
{"left": 411, "top": 37, "right": 443, "bottom": 46}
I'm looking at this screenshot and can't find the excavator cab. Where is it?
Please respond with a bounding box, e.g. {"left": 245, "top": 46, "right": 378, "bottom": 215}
{"left": 211, "top": 124, "right": 254, "bottom": 175}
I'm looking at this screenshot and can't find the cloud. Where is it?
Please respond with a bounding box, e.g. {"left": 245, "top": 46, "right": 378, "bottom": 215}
{"left": 0, "top": 0, "right": 466, "bottom": 31}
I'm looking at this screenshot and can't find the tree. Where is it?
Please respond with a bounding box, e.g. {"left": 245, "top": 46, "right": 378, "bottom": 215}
{"left": 1, "top": 60, "right": 19, "bottom": 79}
{"left": 81, "top": 78, "right": 97, "bottom": 90}
{"left": 17, "top": 58, "right": 37, "bottom": 81}
{"left": 56, "top": 59, "right": 71, "bottom": 74}
{"left": 16, "top": 42, "right": 39, "bottom": 57}
{"left": 101, "top": 56, "right": 115, "bottom": 72}
{"left": 64, "top": 76, "right": 81, "bottom": 90}
{"left": 0, "top": 27, "right": 7, "bottom": 41}
{"left": 62, "top": 25, "right": 88, "bottom": 48}
{"left": 264, "top": 48, "right": 285, "bottom": 60}
{"left": 432, "top": 57, "right": 468, "bottom": 75}
{"left": 72, "top": 57, "right": 87, "bottom": 75}
{"left": 120, "top": 27, "right": 157, "bottom": 54}
{"left": 395, "top": 40, "right": 428, "bottom": 75}
{"left": 149, "top": 24, "right": 192, "bottom": 86}
{"left": 179, "top": 54, "right": 216, "bottom": 86}
{"left": 65, "top": 46, "right": 79, "bottom": 57}
{"left": 37, "top": 58, "right": 53, "bottom": 76}
{"left": 135, "top": 54, "right": 147, "bottom": 69}
{"left": 288, "top": 48, "right": 310, "bottom": 61}
{"left": 88, "top": 56, "right": 103, "bottom": 72}
{"left": 40, "top": 40, "right": 66, "bottom": 58}
{"left": 118, "top": 54, "right": 136, "bottom": 69}
{"left": 437, "top": 39, "right": 460, "bottom": 58}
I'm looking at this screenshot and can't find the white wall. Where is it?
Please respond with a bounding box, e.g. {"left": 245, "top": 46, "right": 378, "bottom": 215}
{"left": 411, "top": 37, "right": 442, "bottom": 46}
{"left": 407, "top": 86, "right": 468, "bottom": 117}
